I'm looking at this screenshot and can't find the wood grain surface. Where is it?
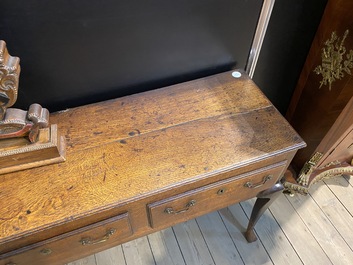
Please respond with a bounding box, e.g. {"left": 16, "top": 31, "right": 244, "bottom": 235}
{"left": 286, "top": 0, "right": 353, "bottom": 171}
{"left": 0, "top": 71, "right": 305, "bottom": 264}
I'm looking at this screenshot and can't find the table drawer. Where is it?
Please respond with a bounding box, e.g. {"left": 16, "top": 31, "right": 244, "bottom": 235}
{"left": 0, "top": 212, "right": 132, "bottom": 265}
{"left": 147, "top": 161, "right": 287, "bottom": 229}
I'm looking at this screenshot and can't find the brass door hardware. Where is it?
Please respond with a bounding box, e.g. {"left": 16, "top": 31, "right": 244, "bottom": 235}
{"left": 314, "top": 30, "right": 353, "bottom": 90}
{"left": 297, "top": 152, "right": 323, "bottom": 186}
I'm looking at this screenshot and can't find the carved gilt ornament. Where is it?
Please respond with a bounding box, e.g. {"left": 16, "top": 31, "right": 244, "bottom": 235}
{"left": 314, "top": 29, "right": 353, "bottom": 90}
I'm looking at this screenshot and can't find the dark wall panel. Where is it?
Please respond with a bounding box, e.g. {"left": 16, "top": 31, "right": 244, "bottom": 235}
{"left": 0, "top": 0, "right": 262, "bottom": 111}
{"left": 253, "top": 0, "right": 328, "bottom": 114}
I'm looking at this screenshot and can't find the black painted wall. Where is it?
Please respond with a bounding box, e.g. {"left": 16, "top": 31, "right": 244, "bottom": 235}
{"left": 253, "top": 0, "right": 328, "bottom": 113}
{"left": 0, "top": 0, "right": 262, "bottom": 111}
{"left": 0, "top": 0, "right": 327, "bottom": 114}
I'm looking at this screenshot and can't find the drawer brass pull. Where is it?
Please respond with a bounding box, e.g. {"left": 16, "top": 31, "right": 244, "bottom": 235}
{"left": 244, "top": 175, "right": 273, "bottom": 189}
{"left": 80, "top": 228, "right": 116, "bottom": 245}
{"left": 164, "top": 200, "right": 196, "bottom": 214}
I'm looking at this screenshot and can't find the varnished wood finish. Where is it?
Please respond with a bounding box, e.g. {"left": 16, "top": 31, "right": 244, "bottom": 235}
{"left": 1, "top": 213, "right": 132, "bottom": 265}
{"left": 300, "top": 96, "right": 353, "bottom": 188}
{"left": 0, "top": 71, "right": 305, "bottom": 265}
{"left": 315, "top": 96, "right": 353, "bottom": 168}
{"left": 148, "top": 162, "right": 286, "bottom": 229}
{"left": 72, "top": 175, "right": 353, "bottom": 265}
{"left": 0, "top": 125, "right": 66, "bottom": 174}
{"left": 286, "top": 0, "right": 353, "bottom": 172}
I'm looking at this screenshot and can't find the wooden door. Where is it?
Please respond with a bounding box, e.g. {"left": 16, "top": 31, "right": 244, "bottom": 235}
{"left": 285, "top": 0, "right": 353, "bottom": 189}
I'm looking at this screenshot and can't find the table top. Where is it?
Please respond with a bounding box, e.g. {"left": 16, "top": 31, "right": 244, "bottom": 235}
{"left": 0, "top": 70, "right": 305, "bottom": 249}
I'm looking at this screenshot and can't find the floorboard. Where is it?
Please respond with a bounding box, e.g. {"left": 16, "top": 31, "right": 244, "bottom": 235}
{"left": 122, "top": 237, "right": 155, "bottom": 265}
{"left": 310, "top": 182, "right": 353, "bottom": 248}
{"left": 172, "top": 220, "right": 215, "bottom": 265}
{"left": 288, "top": 183, "right": 353, "bottom": 265}
{"left": 269, "top": 193, "right": 332, "bottom": 265}
{"left": 220, "top": 204, "right": 273, "bottom": 265}
{"left": 148, "top": 228, "right": 185, "bottom": 265}
{"left": 241, "top": 199, "right": 303, "bottom": 265}
{"left": 95, "top": 246, "right": 125, "bottom": 265}
{"left": 69, "top": 255, "right": 96, "bottom": 265}
{"left": 68, "top": 176, "right": 353, "bottom": 265}
{"left": 196, "top": 211, "right": 244, "bottom": 265}
{"left": 324, "top": 177, "right": 353, "bottom": 216}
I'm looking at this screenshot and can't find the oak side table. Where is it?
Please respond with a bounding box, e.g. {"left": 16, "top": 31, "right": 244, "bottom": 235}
{"left": 0, "top": 71, "right": 305, "bottom": 265}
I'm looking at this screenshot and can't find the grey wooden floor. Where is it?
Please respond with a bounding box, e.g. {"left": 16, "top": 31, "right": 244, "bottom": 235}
{"left": 68, "top": 175, "right": 353, "bottom": 265}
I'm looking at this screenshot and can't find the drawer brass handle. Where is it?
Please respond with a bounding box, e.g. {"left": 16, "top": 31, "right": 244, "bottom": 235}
{"left": 244, "top": 175, "right": 273, "bottom": 189}
{"left": 164, "top": 200, "right": 196, "bottom": 215}
{"left": 80, "top": 228, "right": 116, "bottom": 245}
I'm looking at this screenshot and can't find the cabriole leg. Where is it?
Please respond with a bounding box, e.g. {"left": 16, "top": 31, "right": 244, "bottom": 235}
{"left": 244, "top": 182, "right": 284, "bottom": 242}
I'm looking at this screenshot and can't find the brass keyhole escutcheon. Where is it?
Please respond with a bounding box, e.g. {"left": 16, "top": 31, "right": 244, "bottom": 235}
{"left": 217, "top": 188, "right": 226, "bottom": 195}
{"left": 40, "top": 248, "right": 52, "bottom": 255}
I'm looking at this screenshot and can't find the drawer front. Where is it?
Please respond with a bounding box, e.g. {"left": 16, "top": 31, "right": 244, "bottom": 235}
{"left": 0, "top": 212, "right": 132, "bottom": 265}
{"left": 148, "top": 161, "right": 287, "bottom": 229}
